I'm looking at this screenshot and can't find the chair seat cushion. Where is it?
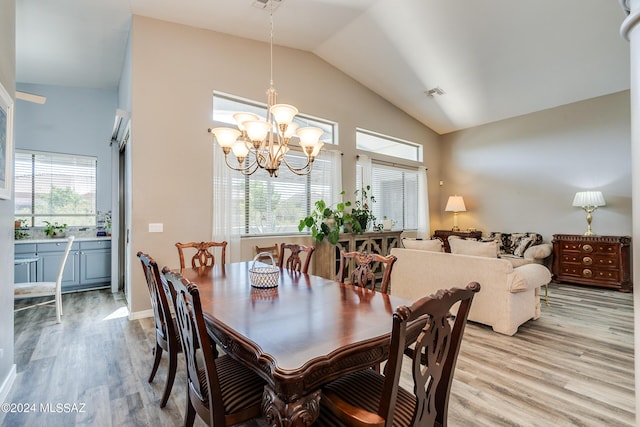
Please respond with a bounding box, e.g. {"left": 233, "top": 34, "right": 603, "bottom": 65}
{"left": 319, "top": 368, "right": 416, "bottom": 427}
{"left": 199, "top": 354, "right": 264, "bottom": 415}
{"left": 14, "top": 282, "right": 56, "bottom": 298}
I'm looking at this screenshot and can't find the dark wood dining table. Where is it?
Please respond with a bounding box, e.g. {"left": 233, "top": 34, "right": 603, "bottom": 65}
{"left": 179, "top": 261, "right": 412, "bottom": 427}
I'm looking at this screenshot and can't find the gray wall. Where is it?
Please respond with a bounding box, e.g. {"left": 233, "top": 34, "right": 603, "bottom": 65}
{"left": 439, "top": 91, "right": 632, "bottom": 242}
{"left": 0, "top": 0, "right": 15, "bottom": 405}
{"left": 14, "top": 83, "right": 116, "bottom": 215}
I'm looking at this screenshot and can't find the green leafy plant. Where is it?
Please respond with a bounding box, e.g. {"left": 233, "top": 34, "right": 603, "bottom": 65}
{"left": 350, "top": 185, "right": 376, "bottom": 233}
{"left": 43, "top": 221, "right": 67, "bottom": 237}
{"left": 298, "top": 193, "right": 353, "bottom": 245}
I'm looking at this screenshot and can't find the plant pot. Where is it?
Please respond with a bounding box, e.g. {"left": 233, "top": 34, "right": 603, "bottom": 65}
{"left": 383, "top": 219, "right": 393, "bottom": 231}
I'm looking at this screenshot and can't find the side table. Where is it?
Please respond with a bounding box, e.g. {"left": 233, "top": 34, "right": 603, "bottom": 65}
{"left": 552, "top": 234, "right": 632, "bottom": 292}
{"left": 433, "top": 229, "right": 482, "bottom": 253}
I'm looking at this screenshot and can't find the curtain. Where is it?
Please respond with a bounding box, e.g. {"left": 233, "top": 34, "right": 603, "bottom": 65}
{"left": 212, "top": 149, "right": 241, "bottom": 262}
{"left": 417, "top": 167, "right": 430, "bottom": 238}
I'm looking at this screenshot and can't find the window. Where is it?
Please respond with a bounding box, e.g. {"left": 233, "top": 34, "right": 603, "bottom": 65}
{"left": 356, "top": 129, "right": 423, "bottom": 231}
{"left": 371, "top": 164, "right": 419, "bottom": 230}
{"left": 213, "top": 92, "right": 339, "bottom": 236}
{"left": 14, "top": 151, "right": 97, "bottom": 226}
{"left": 356, "top": 128, "right": 422, "bottom": 162}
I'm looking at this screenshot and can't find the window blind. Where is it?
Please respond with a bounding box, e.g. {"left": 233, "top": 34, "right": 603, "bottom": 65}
{"left": 14, "top": 151, "right": 97, "bottom": 226}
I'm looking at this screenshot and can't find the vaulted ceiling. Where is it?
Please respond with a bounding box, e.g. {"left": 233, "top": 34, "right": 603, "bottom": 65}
{"left": 16, "top": 0, "right": 630, "bottom": 134}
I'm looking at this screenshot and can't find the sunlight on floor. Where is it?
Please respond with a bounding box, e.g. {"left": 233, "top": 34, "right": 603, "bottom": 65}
{"left": 102, "top": 306, "right": 129, "bottom": 320}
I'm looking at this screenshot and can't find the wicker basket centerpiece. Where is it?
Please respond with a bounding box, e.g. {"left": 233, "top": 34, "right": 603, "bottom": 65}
{"left": 249, "top": 252, "right": 280, "bottom": 288}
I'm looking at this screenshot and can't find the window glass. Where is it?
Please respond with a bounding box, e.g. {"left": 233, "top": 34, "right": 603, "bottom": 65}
{"left": 370, "top": 164, "right": 418, "bottom": 230}
{"left": 213, "top": 92, "right": 339, "bottom": 236}
{"left": 15, "top": 151, "right": 97, "bottom": 226}
{"left": 356, "top": 129, "right": 422, "bottom": 162}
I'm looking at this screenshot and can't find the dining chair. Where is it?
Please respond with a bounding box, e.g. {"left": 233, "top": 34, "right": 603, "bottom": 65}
{"left": 317, "top": 282, "right": 481, "bottom": 427}
{"left": 337, "top": 250, "right": 397, "bottom": 293}
{"left": 14, "top": 236, "right": 75, "bottom": 323}
{"left": 176, "top": 241, "right": 227, "bottom": 269}
{"left": 255, "top": 243, "right": 279, "bottom": 265}
{"left": 137, "top": 251, "right": 181, "bottom": 408}
{"left": 161, "top": 268, "right": 265, "bottom": 427}
{"left": 278, "top": 243, "right": 315, "bottom": 274}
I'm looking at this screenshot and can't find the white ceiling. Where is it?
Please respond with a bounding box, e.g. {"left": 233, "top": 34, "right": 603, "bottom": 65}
{"left": 15, "top": 0, "right": 630, "bottom": 134}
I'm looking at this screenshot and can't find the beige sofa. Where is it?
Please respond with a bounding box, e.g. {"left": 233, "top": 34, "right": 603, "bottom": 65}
{"left": 389, "top": 248, "right": 552, "bottom": 336}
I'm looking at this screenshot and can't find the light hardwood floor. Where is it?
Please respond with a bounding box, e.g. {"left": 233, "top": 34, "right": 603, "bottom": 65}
{"left": 4, "top": 283, "right": 634, "bottom": 427}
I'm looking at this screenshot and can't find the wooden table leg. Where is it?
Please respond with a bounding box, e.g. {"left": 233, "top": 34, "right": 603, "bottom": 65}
{"left": 262, "top": 387, "right": 321, "bottom": 427}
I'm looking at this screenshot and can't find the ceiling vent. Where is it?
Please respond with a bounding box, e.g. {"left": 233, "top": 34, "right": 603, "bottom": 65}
{"left": 425, "top": 87, "right": 446, "bottom": 97}
{"left": 252, "top": 0, "right": 282, "bottom": 11}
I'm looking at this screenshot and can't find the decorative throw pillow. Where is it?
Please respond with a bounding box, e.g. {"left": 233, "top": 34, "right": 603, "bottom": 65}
{"left": 486, "top": 232, "right": 508, "bottom": 254}
{"left": 513, "top": 237, "right": 533, "bottom": 257}
{"left": 402, "top": 238, "right": 444, "bottom": 252}
{"left": 448, "top": 237, "right": 498, "bottom": 258}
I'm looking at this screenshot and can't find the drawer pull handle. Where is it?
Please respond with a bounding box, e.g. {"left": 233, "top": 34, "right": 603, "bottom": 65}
{"left": 582, "top": 244, "right": 593, "bottom": 253}
{"left": 582, "top": 256, "right": 593, "bottom": 265}
{"left": 582, "top": 269, "right": 593, "bottom": 278}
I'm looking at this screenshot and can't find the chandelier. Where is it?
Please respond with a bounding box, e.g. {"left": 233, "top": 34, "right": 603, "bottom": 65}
{"left": 208, "top": 4, "right": 323, "bottom": 177}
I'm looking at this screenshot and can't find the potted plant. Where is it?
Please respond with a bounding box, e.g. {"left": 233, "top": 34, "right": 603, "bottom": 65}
{"left": 298, "top": 195, "right": 353, "bottom": 245}
{"left": 350, "top": 185, "right": 376, "bottom": 233}
{"left": 43, "top": 221, "right": 68, "bottom": 238}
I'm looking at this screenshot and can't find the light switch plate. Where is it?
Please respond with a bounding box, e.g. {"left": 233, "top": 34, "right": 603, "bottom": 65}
{"left": 148, "top": 223, "right": 163, "bottom": 233}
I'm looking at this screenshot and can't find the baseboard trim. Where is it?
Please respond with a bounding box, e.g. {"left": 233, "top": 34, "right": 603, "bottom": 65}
{"left": 0, "top": 364, "right": 17, "bottom": 425}
{"left": 129, "top": 308, "right": 153, "bottom": 320}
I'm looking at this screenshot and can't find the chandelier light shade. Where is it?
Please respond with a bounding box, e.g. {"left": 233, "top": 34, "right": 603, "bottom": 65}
{"left": 445, "top": 195, "right": 466, "bottom": 231}
{"left": 208, "top": 4, "right": 323, "bottom": 177}
{"left": 572, "top": 191, "right": 606, "bottom": 236}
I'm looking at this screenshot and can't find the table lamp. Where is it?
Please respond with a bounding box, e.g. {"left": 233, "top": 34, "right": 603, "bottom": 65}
{"left": 445, "top": 195, "right": 466, "bottom": 231}
{"left": 572, "top": 191, "right": 605, "bottom": 236}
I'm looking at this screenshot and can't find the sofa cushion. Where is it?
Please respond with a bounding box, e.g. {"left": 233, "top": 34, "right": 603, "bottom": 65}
{"left": 523, "top": 243, "right": 552, "bottom": 260}
{"left": 449, "top": 237, "right": 498, "bottom": 258}
{"left": 401, "top": 238, "right": 443, "bottom": 252}
{"left": 484, "top": 232, "right": 508, "bottom": 254}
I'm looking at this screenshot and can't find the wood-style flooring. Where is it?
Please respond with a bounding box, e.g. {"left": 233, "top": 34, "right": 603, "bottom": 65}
{"left": 4, "top": 282, "right": 635, "bottom": 427}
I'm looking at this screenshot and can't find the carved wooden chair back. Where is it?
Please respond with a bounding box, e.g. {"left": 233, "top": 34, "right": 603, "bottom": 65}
{"left": 162, "top": 269, "right": 264, "bottom": 427}
{"left": 278, "top": 243, "right": 315, "bottom": 274}
{"left": 176, "top": 241, "right": 227, "bottom": 269}
{"left": 255, "top": 244, "right": 280, "bottom": 265}
{"left": 136, "top": 251, "right": 180, "bottom": 408}
{"left": 319, "top": 282, "right": 481, "bottom": 427}
{"left": 337, "top": 250, "right": 397, "bottom": 293}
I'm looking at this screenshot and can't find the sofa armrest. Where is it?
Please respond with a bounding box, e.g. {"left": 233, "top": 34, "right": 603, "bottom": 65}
{"left": 523, "top": 243, "right": 552, "bottom": 261}
{"left": 511, "top": 264, "right": 552, "bottom": 292}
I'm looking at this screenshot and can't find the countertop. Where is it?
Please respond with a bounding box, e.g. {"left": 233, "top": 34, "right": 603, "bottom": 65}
{"left": 15, "top": 235, "right": 111, "bottom": 244}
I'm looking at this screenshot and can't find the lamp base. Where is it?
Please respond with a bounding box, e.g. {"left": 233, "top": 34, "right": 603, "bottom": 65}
{"left": 583, "top": 230, "right": 597, "bottom": 236}
{"left": 451, "top": 226, "right": 460, "bottom": 232}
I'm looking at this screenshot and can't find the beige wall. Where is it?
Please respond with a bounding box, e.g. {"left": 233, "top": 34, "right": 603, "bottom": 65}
{"left": 129, "top": 16, "right": 439, "bottom": 314}
{"left": 0, "top": 0, "right": 15, "bottom": 404}
{"left": 439, "top": 91, "right": 632, "bottom": 241}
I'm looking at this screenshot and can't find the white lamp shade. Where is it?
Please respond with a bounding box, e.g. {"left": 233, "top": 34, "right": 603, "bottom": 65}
{"left": 231, "top": 141, "right": 249, "bottom": 158}
{"left": 310, "top": 141, "right": 324, "bottom": 157}
{"left": 210, "top": 127, "right": 241, "bottom": 148}
{"left": 233, "top": 112, "right": 260, "bottom": 131}
{"left": 572, "top": 191, "right": 606, "bottom": 208}
{"left": 244, "top": 120, "right": 271, "bottom": 142}
{"left": 296, "top": 127, "right": 323, "bottom": 147}
{"left": 445, "top": 196, "right": 466, "bottom": 212}
{"left": 283, "top": 122, "right": 299, "bottom": 139}
{"left": 270, "top": 104, "right": 298, "bottom": 125}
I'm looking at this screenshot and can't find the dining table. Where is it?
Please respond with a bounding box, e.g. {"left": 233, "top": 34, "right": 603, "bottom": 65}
{"left": 179, "top": 261, "right": 412, "bottom": 427}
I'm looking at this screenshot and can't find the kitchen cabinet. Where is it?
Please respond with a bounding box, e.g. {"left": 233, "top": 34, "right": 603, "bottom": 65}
{"left": 14, "top": 238, "right": 111, "bottom": 292}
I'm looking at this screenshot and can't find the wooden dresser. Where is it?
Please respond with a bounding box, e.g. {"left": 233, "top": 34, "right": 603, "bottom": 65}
{"left": 433, "top": 229, "right": 482, "bottom": 253}
{"left": 552, "top": 234, "right": 632, "bottom": 292}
